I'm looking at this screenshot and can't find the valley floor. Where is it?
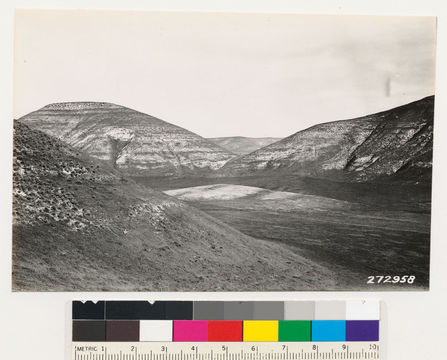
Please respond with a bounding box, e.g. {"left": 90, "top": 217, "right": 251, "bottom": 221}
{"left": 136, "top": 176, "right": 431, "bottom": 290}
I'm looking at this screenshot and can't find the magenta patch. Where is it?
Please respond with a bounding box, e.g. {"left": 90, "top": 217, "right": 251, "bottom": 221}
{"left": 173, "top": 320, "right": 208, "bottom": 341}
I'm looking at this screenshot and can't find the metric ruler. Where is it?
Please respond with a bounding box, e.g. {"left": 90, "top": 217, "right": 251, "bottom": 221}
{"left": 70, "top": 300, "right": 383, "bottom": 360}
{"left": 72, "top": 342, "right": 381, "bottom": 360}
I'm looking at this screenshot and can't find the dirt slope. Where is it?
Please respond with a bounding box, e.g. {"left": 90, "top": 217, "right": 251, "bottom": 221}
{"left": 12, "top": 122, "right": 336, "bottom": 291}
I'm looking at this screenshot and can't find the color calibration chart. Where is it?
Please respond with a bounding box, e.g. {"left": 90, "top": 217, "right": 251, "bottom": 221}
{"left": 72, "top": 300, "right": 382, "bottom": 360}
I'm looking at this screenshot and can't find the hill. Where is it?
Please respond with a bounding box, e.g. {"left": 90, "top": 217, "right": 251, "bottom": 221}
{"left": 207, "top": 136, "right": 281, "bottom": 156}
{"left": 220, "top": 96, "right": 434, "bottom": 183}
{"left": 12, "top": 122, "right": 336, "bottom": 291}
{"left": 19, "top": 102, "right": 235, "bottom": 177}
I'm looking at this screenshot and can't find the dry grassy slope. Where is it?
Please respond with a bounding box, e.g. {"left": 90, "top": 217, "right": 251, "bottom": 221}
{"left": 208, "top": 137, "right": 281, "bottom": 156}
{"left": 19, "top": 102, "right": 235, "bottom": 177}
{"left": 12, "top": 122, "right": 336, "bottom": 291}
{"left": 221, "top": 96, "right": 434, "bottom": 183}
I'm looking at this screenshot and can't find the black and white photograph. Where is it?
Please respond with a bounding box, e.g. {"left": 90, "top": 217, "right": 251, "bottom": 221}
{"left": 12, "top": 10, "right": 436, "bottom": 291}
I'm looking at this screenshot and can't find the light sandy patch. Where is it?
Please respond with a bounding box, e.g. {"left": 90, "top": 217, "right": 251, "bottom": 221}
{"left": 165, "top": 184, "right": 353, "bottom": 210}
{"left": 164, "top": 184, "right": 265, "bottom": 200}
{"left": 259, "top": 191, "right": 301, "bottom": 200}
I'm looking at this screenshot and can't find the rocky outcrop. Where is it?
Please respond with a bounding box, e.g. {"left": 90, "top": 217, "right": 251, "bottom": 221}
{"left": 19, "top": 102, "right": 235, "bottom": 177}
{"left": 221, "top": 96, "right": 434, "bottom": 183}
{"left": 208, "top": 136, "right": 281, "bottom": 156}
{"left": 344, "top": 96, "right": 433, "bottom": 182}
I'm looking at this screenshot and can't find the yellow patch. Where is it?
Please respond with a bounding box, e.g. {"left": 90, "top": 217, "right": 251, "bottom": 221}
{"left": 243, "top": 321, "right": 279, "bottom": 342}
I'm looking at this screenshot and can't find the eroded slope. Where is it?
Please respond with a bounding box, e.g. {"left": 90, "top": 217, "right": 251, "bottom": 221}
{"left": 19, "top": 102, "right": 235, "bottom": 177}
{"left": 221, "top": 96, "right": 434, "bottom": 183}
{"left": 12, "top": 122, "right": 336, "bottom": 291}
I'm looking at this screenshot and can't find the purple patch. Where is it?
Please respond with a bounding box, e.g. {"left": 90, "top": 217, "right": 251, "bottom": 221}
{"left": 346, "top": 320, "right": 379, "bottom": 341}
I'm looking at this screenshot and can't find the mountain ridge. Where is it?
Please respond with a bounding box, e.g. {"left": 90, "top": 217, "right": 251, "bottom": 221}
{"left": 220, "top": 96, "right": 434, "bottom": 183}
{"left": 207, "top": 136, "right": 281, "bottom": 156}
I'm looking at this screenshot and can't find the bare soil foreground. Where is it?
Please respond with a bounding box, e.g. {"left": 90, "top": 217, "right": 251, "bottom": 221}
{"left": 12, "top": 123, "right": 337, "bottom": 291}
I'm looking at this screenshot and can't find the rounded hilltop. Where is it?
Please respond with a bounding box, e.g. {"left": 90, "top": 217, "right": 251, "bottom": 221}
{"left": 41, "top": 102, "right": 123, "bottom": 111}
{"left": 20, "top": 101, "right": 237, "bottom": 177}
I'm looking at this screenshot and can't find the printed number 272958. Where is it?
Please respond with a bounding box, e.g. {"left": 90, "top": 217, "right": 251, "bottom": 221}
{"left": 367, "top": 275, "right": 415, "bottom": 284}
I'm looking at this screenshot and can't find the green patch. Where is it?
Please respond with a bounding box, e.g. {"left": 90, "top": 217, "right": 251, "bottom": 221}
{"left": 278, "top": 321, "right": 311, "bottom": 341}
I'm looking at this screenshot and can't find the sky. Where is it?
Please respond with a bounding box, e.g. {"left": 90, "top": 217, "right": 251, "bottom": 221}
{"left": 14, "top": 10, "right": 437, "bottom": 138}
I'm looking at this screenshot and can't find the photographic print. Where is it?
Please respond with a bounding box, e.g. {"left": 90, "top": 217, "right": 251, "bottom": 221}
{"left": 12, "top": 10, "right": 436, "bottom": 291}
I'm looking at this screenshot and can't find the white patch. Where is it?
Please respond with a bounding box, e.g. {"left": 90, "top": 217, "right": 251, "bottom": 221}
{"left": 13, "top": 189, "right": 27, "bottom": 197}
{"left": 259, "top": 191, "right": 300, "bottom": 200}
{"left": 106, "top": 127, "right": 135, "bottom": 141}
{"left": 164, "top": 184, "right": 264, "bottom": 200}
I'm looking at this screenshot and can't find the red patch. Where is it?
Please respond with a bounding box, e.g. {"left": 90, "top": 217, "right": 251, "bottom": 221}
{"left": 208, "top": 321, "right": 243, "bottom": 341}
